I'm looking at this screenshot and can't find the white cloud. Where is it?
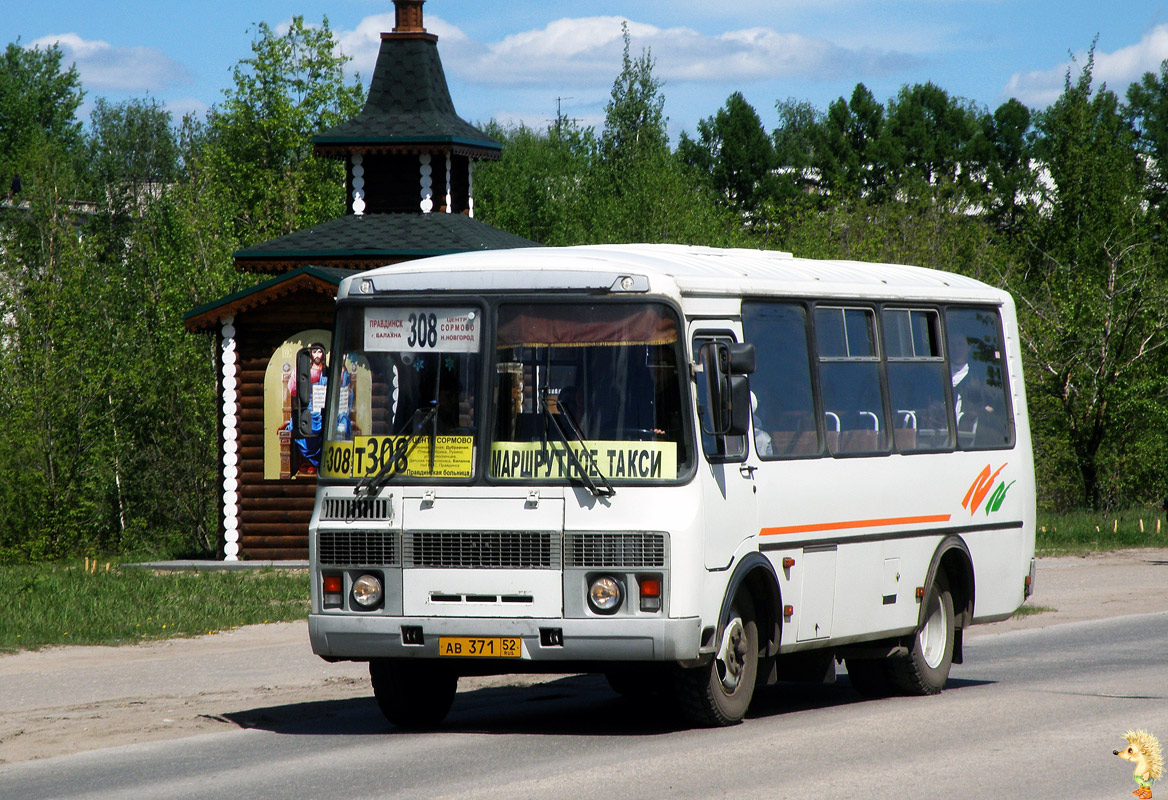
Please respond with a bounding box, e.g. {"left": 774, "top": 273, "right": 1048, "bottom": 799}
{"left": 1003, "top": 23, "right": 1168, "bottom": 107}
{"left": 338, "top": 13, "right": 918, "bottom": 92}
{"left": 28, "top": 33, "right": 192, "bottom": 92}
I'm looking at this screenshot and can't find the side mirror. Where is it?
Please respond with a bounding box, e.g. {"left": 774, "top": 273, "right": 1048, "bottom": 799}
{"left": 700, "top": 341, "right": 755, "bottom": 437}
{"left": 293, "top": 346, "right": 327, "bottom": 438}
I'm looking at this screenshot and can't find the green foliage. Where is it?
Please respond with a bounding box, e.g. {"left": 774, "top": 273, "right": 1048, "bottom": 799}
{"left": 0, "top": 563, "right": 308, "bottom": 651}
{"left": 476, "top": 117, "right": 597, "bottom": 245}
{"left": 0, "top": 40, "right": 85, "bottom": 187}
{"left": 478, "top": 29, "right": 743, "bottom": 248}
{"left": 881, "top": 82, "right": 985, "bottom": 205}
{"left": 0, "top": 18, "right": 363, "bottom": 563}
{"left": 191, "top": 16, "right": 364, "bottom": 244}
{"left": 1012, "top": 49, "right": 1168, "bottom": 510}
{"left": 678, "top": 92, "right": 776, "bottom": 213}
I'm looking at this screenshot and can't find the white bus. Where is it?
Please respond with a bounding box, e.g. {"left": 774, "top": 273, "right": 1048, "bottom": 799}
{"left": 305, "top": 244, "right": 1036, "bottom": 728}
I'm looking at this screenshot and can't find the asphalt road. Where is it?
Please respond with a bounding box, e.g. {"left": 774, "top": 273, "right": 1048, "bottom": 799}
{"left": 5, "top": 609, "right": 1167, "bottom": 799}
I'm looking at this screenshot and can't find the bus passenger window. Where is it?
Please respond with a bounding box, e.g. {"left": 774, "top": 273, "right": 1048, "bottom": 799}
{"left": 743, "top": 302, "right": 818, "bottom": 458}
{"left": 814, "top": 307, "right": 887, "bottom": 455}
{"left": 883, "top": 308, "right": 951, "bottom": 452}
{"left": 945, "top": 308, "right": 1013, "bottom": 449}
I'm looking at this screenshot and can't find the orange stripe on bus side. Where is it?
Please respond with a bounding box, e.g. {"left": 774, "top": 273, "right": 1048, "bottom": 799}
{"left": 760, "top": 514, "right": 953, "bottom": 537}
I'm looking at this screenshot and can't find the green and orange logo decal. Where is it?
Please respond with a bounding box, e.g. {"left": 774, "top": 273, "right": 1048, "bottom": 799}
{"left": 963, "top": 463, "right": 1014, "bottom": 515}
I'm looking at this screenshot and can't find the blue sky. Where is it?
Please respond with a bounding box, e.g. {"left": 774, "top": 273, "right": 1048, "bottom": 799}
{"left": 5, "top": 1, "right": 1168, "bottom": 140}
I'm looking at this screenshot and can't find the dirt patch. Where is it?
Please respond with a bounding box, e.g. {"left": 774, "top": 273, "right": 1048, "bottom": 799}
{"left": 3, "top": 549, "right": 1166, "bottom": 765}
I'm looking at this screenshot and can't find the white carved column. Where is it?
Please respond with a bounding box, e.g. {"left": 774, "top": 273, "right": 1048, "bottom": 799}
{"left": 445, "top": 153, "right": 452, "bottom": 213}
{"left": 220, "top": 316, "right": 240, "bottom": 561}
{"left": 351, "top": 153, "right": 366, "bottom": 216}
{"left": 419, "top": 153, "right": 434, "bottom": 213}
{"left": 468, "top": 161, "right": 474, "bottom": 219}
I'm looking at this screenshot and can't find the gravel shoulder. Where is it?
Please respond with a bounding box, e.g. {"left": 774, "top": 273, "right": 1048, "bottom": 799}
{"left": 2, "top": 549, "right": 1166, "bottom": 766}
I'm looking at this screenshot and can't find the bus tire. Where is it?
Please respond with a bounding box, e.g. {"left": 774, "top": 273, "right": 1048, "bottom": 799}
{"left": 673, "top": 591, "right": 758, "bottom": 727}
{"left": 889, "top": 572, "right": 955, "bottom": 695}
{"left": 369, "top": 658, "right": 458, "bottom": 729}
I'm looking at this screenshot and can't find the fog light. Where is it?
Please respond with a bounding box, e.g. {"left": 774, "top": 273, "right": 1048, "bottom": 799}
{"left": 352, "top": 574, "right": 383, "bottom": 608}
{"left": 588, "top": 576, "right": 622, "bottom": 614}
{"left": 323, "top": 574, "right": 343, "bottom": 607}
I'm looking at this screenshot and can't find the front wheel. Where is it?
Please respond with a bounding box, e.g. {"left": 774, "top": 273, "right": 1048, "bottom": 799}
{"left": 673, "top": 592, "right": 759, "bottom": 727}
{"left": 369, "top": 659, "right": 458, "bottom": 729}
{"left": 889, "top": 572, "right": 955, "bottom": 695}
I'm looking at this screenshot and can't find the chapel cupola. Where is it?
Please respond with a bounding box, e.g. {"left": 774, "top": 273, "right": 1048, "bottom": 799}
{"left": 312, "top": 0, "right": 500, "bottom": 218}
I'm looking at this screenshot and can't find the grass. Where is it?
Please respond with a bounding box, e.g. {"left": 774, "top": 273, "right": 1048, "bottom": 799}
{"left": 1036, "top": 508, "right": 1168, "bottom": 555}
{"left": 0, "top": 561, "right": 308, "bottom": 653}
{"left": 1012, "top": 603, "right": 1057, "bottom": 618}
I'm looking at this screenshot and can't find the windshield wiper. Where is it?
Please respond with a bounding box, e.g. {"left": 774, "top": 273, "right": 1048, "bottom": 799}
{"left": 355, "top": 405, "right": 437, "bottom": 497}
{"left": 540, "top": 388, "right": 615, "bottom": 498}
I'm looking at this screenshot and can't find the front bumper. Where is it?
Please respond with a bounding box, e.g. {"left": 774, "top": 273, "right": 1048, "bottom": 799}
{"left": 309, "top": 613, "right": 702, "bottom": 662}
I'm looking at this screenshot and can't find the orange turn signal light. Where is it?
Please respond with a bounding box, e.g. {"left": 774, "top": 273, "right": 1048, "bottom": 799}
{"left": 323, "top": 575, "right": 343, "bottom": 594}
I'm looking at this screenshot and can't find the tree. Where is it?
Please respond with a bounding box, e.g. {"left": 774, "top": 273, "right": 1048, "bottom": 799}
{"left": 881, "top": 82, "right": 984, "bottom": 205}
{"left": 0, "top": 40, "right": 85, "bottom": 195}
{"left": 814, "top": 83, "right": 885, "bottom": 200}
{"left": 975, "top": 98, "right": 1035, "bottom": 231}
{"left": 589, "top": 26, "right": 738, "bottom": 245}
{"left": 476, "top": 115, "right": 597, "bottom": 246}
{"left": 1015, "top": 49, "right": 1168, "bottom": 509}
{"left": 677, "top": 92, "right": 776, "bottom": 214}
{"left": 88, "top": 98, "right": 179, "bottom": 218}
{"left": 771, "top": 98, "right": 821, "bottom": 201}
{"left": 1126, "top": 58, "right": 1168, "bottom": 214}
{"left": 191, "top": 16, "right": 364, "bottom": 244}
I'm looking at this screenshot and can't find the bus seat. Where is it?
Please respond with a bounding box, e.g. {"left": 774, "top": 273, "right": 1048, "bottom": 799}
{"left": 771, "top": 430, "right": 818, "bottom": 456}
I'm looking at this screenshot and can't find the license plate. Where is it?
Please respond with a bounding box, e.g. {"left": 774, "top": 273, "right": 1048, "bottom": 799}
{"left": 438, "top": 636, "right": 521, "bottom": 658}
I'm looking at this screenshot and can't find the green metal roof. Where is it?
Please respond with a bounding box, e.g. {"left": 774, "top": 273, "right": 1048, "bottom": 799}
{"left": 232, "top": 213, "right": 537, "bottom": 270}
{"left": 313, "top": 36, "right": 499, "bottom": 153}
{"left": 184, "top": 265, "right": 357, "bottom": 327}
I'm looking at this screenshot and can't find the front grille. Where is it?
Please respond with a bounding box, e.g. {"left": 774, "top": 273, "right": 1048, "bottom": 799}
{"left": 565, "top": 532, "right": 668, "bottom": 568}
{"left": 318, "top": 530, "right": 398, "bottom": 566}
{"left": 404, "top": 531, "right": 560, "bottom": 569}
{"left": 320, "top": 496, "right": 392, "bottom": 522}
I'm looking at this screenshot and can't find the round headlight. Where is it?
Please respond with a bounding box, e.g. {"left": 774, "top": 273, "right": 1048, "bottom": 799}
{"left": 352, "top": 574, "right": 383, "bottom": 607}
{"left": 588, "top": 576, "right": 622, "bottom": 614}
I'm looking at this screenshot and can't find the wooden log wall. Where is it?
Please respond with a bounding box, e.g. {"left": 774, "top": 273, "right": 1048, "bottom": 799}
{"left": 230, "top": 292, "right": 337, "bottom": 560}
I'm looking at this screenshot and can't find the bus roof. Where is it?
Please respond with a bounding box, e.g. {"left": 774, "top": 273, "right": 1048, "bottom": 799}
{"left": 342, "top": 243, "right": 1009, "bottom": 304}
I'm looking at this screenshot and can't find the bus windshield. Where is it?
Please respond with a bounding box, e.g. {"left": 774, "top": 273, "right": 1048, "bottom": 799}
{"left": 321, "top": 305, "right": 481, "bottom": 481}
{"left": 490, "top": 302, "right": 691, "bottom": 484}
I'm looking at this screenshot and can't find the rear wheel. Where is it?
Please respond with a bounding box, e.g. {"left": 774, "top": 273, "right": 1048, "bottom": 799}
{"left": 673, "top": 592, "right": 759, "bottom": 727}
{"left": 369, "top": 659, "right": 458, "bottom": 729}
{"left": 889, "top": 572, "right": 955, "bottom": 695}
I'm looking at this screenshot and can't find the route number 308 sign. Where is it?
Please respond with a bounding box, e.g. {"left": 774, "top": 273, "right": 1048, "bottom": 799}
{"left": 364, "top": 307, "right": 479, "bottom": 353}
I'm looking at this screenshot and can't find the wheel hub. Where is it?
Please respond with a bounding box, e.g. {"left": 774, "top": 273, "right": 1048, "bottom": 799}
{"left": 716, "top": 617, "right": 747, "bottom": 691}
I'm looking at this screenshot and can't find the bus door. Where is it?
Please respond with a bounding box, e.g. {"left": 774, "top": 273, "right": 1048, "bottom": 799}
{"left": 692, "top": 325, "right": 759, "bottom": 570}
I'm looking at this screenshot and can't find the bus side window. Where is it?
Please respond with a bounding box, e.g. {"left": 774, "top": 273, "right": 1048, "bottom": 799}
{"left": 814, "top": 306, "right": 888, "bottom": 456}
{"left": 883, "top": 308, "right": 951, "bottom": 452}
{"left": 743, "top": 302, "right": 819, "bottom": 458}
{"left": 945, "top": 308, "right": 1014, "bottom": 449}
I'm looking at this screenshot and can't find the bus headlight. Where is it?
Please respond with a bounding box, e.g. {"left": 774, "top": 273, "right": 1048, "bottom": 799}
{"left": 588, "top": 576, "right": 622, "bottom": 614}
{"left": 352, "top": 574, "right": 383, "bottom": 608}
